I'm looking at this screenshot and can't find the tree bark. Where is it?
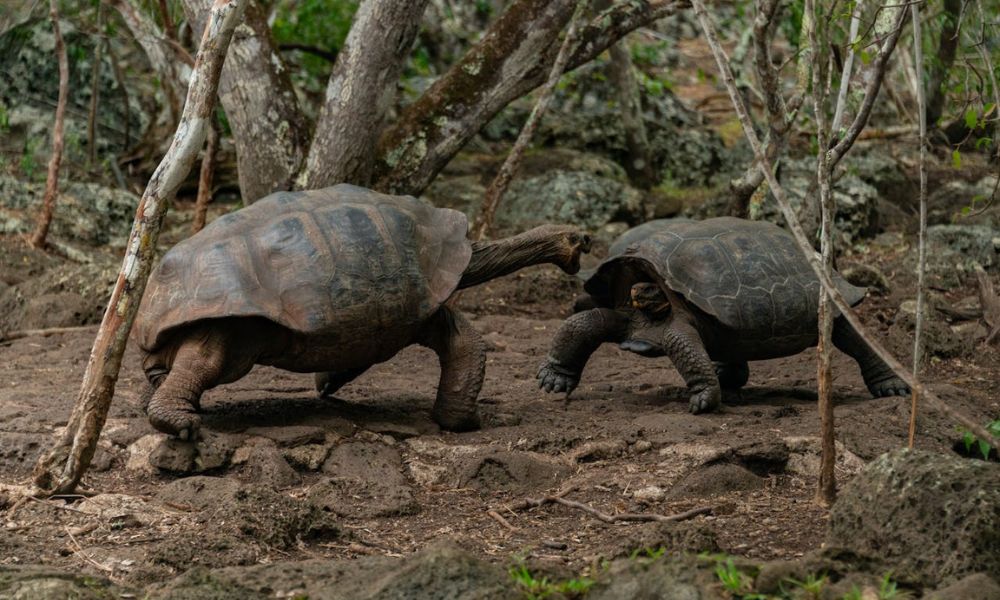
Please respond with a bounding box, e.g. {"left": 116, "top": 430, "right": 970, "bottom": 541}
{"left": 29, "top": 0, "right": 69, "bottom": 250}
{"left": 373, "top": 0, "right": 683, "bottom": 196}
{"left": 31, "top": 0, "right": 247, "bottom": 496}
{"left": 183, "top": 0, "right": 310, "bottom": 203}
{"left": 471, "top": 0, "right": 586, "bottom": 240}
{"left": 192, "top": 114, "right": 220, "bottom": 233}
{"left": 109, "top": 0, "right": 189, "bottom": 124}
{"left": 910, "top": 1, "right": 928, "bottom": 449}
{"left": 299, "top": 0, "right": 430, "bottom": 189}
{"left": 606, "top": 37, "right": 656, "bottom": 189}
{"left": 924, "top": 0, "right": 960, "bottom": 129}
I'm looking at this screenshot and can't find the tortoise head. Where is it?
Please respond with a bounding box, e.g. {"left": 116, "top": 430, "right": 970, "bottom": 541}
{"left": 630, "top": 282, "right": 671, "bottom": 319}
{"left": 530, "top": 224, "right": 592, "bottom": 275}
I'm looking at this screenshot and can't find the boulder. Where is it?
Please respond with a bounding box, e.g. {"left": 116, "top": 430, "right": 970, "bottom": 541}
{"left": 827, "top": 449, "right": 1000, "bottom": 586}
{"left": 911, "top": 224, "right": 1000, "bottom": 288}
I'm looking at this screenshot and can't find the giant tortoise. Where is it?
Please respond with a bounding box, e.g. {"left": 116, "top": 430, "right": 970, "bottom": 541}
{"left": 536, "top": 217, "right": 908, "bottom": 412}
{"left": 136, "top": 184, "right": 590, "bottom": 439}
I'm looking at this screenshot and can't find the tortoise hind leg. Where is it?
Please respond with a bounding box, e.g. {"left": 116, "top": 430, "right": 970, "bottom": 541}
{"left": 715, "top": 361, "right": 750, "bottom": 390}
{"left": 419, "top": 305, "right": 486, "bottom": 432}
{"left": 832, "top": 316, "right": 909, "bottom": 397}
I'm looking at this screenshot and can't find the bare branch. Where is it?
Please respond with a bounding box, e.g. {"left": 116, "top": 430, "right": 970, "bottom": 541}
{"left": 29, "top": 0, "right": 69, "bottom": 250}
{"left": 470, "top": 0, "right": 586, "bottom": 240}
{"left": 192, "top": 114, "right": 220, "bottom": 233}
{"left": 31, "top": 0, "right": 248, "bottom": 496}
{"left": 374, "top": 0, "right": 684, "bottom": 196}
{"left": 688, "top": 0, "right": 999, "bottom": 450}
{"left": 831, "top": 0, "right": 865, "bottom": 133}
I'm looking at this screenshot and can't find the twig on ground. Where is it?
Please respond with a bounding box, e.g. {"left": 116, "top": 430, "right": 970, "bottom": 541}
{"left": 0, "top": 325, "right": 99, "bottom": 343}
{"left": 487, "top": 509, "right": 517, "bottom": 532}
{"left": 688, "top": 0, "right": 1000, "bottom": 450}
{"left": 65, "top": 526, "right": 115, "bottom": 575}
{"left": 509, "top": 493, "right": 712, "bottom": 524}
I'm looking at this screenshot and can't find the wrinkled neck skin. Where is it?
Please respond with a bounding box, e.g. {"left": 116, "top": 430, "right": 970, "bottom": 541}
{"left": 458, "top": 229, "right": 569, "bottom": 289}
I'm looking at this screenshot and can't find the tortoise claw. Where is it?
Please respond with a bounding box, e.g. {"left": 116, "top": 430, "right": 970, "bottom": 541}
{"left": 537, "top": 361, "right": 579, "bottom": 397}
{"left": 688, "top": 386, "right": 722, "bottom": 414}
{"left": 868, "top": 376, "right": 910, "bottom": 398}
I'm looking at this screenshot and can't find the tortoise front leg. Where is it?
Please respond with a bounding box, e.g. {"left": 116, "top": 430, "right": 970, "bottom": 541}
{"left": 419, "top": 305, "right": 486, "bottom": 432}
{"left": 832, "top": 316, "right": 910, "bottom": 397}
{"left": 537, "top": 308, "right": 629, "bottom": 396}
{"left": 621, "top": 317, "right": 720, "bottom": 414}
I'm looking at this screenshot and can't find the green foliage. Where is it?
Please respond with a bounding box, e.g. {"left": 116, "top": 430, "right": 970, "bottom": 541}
{"left": 713, "top": 557, "right": 766, "bottom": 599}
{"left": 20, "top": 137, "right": 41, "bottom": 181}
{"left": 781, "top": 573, "right": 827, "bottom": 599}
{"left": 270, "top": 0, "right": 358, "bottom": 84}
{"left": 960, "top": 419, "right": 1000, "bottom": 460}
{"left": 628, "top": 546, "right": 667, "bottom": 561}
{"left": 877, "top": 572, "right": 912, "bottom": 599}
{"left": 0, "top": 101, "right": 8, "bottom": 131}
{"left": 509, "top": 563, "right": 594, "bottom": 600}
{"left": 779, "top": 0, "right": 805, "bottom": 48}
{"left": 951, "top": 149, "right": 962, "bottom": 169}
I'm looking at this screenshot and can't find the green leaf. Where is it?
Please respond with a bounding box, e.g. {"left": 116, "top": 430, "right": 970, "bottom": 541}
{"left": 965, "top": 109, "right": 978, "bottom": 129}
{"left": 961, "top": 206, "right": 972, "bottom": 215}
{"left": 859, "top": 49, "right": 871, "bottom": 65}
{"left": 976, "top": 137, "right": 993, "bottom": 150}
{"left": 952, "top": 149, "right": 962, "bottom": 169}
{"left": 978, "top": 439, "right": 991, "bottom": 460}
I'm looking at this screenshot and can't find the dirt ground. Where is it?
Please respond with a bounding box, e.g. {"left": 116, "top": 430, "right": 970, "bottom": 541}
{"left": 2, "top": 228, "right": 998, "bottom": 593}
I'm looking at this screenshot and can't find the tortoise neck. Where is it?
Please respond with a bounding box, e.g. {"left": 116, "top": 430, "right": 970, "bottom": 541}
{"left": 458, "top": 228, "right": 567, "bottom": 289}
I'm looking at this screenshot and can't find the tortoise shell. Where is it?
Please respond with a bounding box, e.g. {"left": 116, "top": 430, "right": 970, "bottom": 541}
{"left": 135, "top": 184, "right": 471, "bottom": 353}
{"left": 584, "top": 217, "right": 866, "bottom": 340}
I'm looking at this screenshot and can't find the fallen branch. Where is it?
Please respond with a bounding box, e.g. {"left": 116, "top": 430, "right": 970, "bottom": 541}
{"left": 0, "top": 325, "right": 99, "bottom": 343}
{"left": 688, "top": 0, "right": 1000, "bottom": 450}
{"left": 470, "top": 0, "right": 586, "bottom": 240}
{"left": 30, "top": 0, "right": 249, "bottom": 496}
{"left": 487, "top": 509, "right": 516, "bottom": 532}
{"left": 516, "top": 494, "right": 712, "bottom": 524}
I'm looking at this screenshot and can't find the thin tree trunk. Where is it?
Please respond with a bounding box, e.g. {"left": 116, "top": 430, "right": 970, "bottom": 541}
{"left": 607, "top": 40, "right": 656, "bottom": 189}
{"left": 831, "top": 0, "right": 864, "bottom": 134}
{"left": 158, "top": 0, "right": 177, "bottom": 40}
{"left": 299, "top": 0, "right": 430, "bottom": 189}
{"left": 29, "top": 0, "right": 69, "bottom": 250}
{"left": 373, "top": 0, "right": 683, "bottom": 196}
{"left": 909, "top": 1, "right": 927, "bottom": 449}
{"left": 470, "top": 0, "right": 587, "bottom": 240}
{"left": 809, "top": 0, "right": 836, "bottom": 507}
{"left": 31, "top": 0, "right": 248, "bottom": 496}
{"left": 192, "top": 114, "right": 220, "bottom": 233}
{"left": 87, "top": 1, "right": 105, "bottom": 167}
{"left": 108, "top": 44, "right": 131, "bottom": 151}
{"left": 688, "top": 0, "right": 1000, "bottom": 451}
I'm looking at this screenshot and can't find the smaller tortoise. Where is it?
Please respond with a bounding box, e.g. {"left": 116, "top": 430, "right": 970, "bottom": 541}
{"left": 537, "top": 217, "right": 909, "bottom": 412}
{"left": 136, "top": 184, "right": 591, "bottom": 439}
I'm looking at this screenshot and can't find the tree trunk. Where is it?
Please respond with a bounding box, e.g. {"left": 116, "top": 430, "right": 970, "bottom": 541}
{"left": 374, "top": 0, "right": 683, "bottom": 196}
{"left": 924, "top": 0, "right": 960, "bottom": 129}
{"left": 299, "top": 0, "right": 430, "bottom": 189}
{"left": 606, "top": 39, "right": 656, "bottom": 189}
{"left": 87, "top": 0, "right": 105, "bottom": 167}
{"left": 31, "top": 0, "right": 248, "bottom": 496}
{"left": 192, "top": 114, "right": 220, "bottom": 233}
{"left": 183, "top": 0, "right": 310, "bottom": 203}
{"left": 29, "top": 0, "right": 69, "bottom": 250}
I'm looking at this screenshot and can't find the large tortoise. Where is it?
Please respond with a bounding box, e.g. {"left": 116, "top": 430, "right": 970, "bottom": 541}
{"left": 537, "top": 217, "right": 909, "bottom": 412}
{"left": 136, "top": 184, "right": 590, "bottom": 439}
